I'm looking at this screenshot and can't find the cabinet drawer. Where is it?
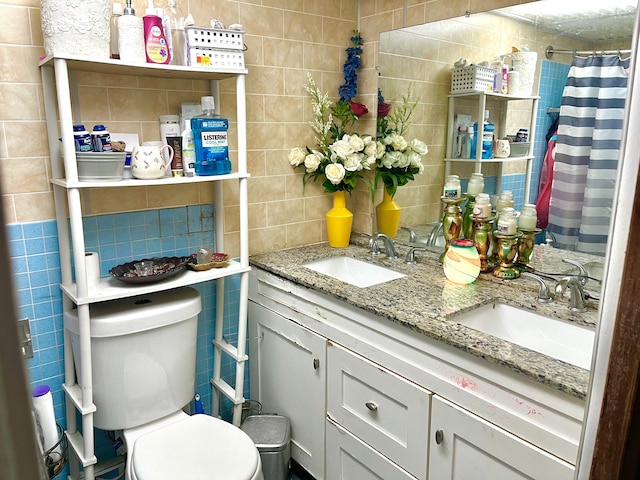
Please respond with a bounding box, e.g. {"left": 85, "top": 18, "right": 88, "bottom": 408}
{"left": 326, "top": 418, "right": 417, "bottom": 480}
{"left": 327, "top": 342, "right": 431, "bottom": 480}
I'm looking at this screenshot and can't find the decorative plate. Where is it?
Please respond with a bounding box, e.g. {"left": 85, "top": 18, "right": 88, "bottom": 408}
{"left": 187, "top": 253, "right": 230, "bottom": 271}
{"left": 109, "top": 256, "right": 190, "bottom": 284}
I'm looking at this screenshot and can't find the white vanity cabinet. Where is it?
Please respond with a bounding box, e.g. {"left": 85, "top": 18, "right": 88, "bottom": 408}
{"left": 429, "top": 396, "right": 574, "bottom": 479}
{"left": 326, "top": 342, "right": 431, "bottom": 480}
{"left": 40, "top": 56, "right": 250, "bottom": 480}
{"left": 248, "top": 301, "right": 326, "bottom": 479}
{"left": 248, "top": 268, "right": 582, "bottom": 480}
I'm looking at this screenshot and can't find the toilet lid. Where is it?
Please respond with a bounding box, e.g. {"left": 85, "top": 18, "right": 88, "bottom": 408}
{"left": 133, "top": 415, "right": 260, "bottom": 480}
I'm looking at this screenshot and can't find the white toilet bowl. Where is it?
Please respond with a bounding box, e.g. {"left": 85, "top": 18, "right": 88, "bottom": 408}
{"left": 125, "top": 411, "right": 263, "bottom": 480}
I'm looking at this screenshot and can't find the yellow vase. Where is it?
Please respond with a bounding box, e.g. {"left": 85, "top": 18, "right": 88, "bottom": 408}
{"left": 326, "top": 190, "right": 353, "bottom": 248}
{"left": 376, "top": 189, "right": 401, "bottom": 238}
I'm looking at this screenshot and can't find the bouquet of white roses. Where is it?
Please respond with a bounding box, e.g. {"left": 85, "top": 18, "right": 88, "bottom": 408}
{"left": 289, "top": 132, "right": 377, "bottom": 193}
{"left": 375, "top": 87, "right": 429, "bottom": 197}
{"left": 288, "top": 74, "right": 375, "bottom": 193}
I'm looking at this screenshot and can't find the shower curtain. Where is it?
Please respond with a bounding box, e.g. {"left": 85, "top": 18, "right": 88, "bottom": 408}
{"left": 546, "top": 54, "right": 630, "bottom": 255}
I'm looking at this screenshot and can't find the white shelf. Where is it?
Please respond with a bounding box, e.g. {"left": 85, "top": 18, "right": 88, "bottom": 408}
{"left": 449, "top": 91, "right": 540, "bottom": 101}
{"left": 61, "top": 260, "right": 251, "bottom": 305}
{"left": 66, "top": 430, "right": 98, "bottom": 467}
{"left": 444, "top": 155, "right": 534, "bottom": 164}
{"left": 63, "top": 383, "right": 96, "bottom": 414}
{"left": 51, "top": 172, "right": 250, "bottom": 189}
{"left": 42, "top": 55, "right": 251, "bottom": 479}
{"left": 39, "top": 54, "right": 247, "bottom": 79}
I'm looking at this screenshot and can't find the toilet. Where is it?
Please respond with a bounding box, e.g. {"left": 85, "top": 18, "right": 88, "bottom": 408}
{"left": 64, "top": 286, "right": 263, "bottom": 480}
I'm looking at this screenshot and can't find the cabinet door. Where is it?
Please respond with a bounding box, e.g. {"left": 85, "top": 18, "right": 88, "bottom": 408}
{"left": 326, "top": 418, "right": 417, "bottom": 480}
{"left": 327, "top": 342, "right": 430, "bottom": 480}
{"left": 248, "top": 301, "right": 326, "bottom": 480}
{"left": 429, "top": 396, "right": 575, "bottom": 480}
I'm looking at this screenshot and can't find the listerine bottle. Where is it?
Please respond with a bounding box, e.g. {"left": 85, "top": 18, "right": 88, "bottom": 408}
{"left": 191, "top": 96, "right": 231, "bottom": 176}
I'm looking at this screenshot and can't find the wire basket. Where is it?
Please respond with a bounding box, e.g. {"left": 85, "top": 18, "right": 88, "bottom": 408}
{"left": 451, "top": 65, "right": 495, "bottom": 93}
{"left": 44, "top": 423, "right": 67, "bottom": 479}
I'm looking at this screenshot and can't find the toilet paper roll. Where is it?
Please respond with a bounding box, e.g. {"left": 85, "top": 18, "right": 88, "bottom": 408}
{"left": 32, "top": 385, "right": 62, "bottom": 459}
{"left": 85, "top": 252, "right": 101, "bottom": 289}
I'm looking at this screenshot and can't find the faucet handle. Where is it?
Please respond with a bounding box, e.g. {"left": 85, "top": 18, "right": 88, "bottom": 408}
{"left": 521, "top": 272, "right": 552, "bottom": 303}
{"left": 369, "top": 236, "right": 381, "bottom": 256}
{"left": 405, "top": 246, "right": 426, "bottom": 264}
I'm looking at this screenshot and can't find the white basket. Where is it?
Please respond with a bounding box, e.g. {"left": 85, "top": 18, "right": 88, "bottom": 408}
{"left": 451, "top": 65, "right": 495, "bottom": 93}
{"left": 185, "top": 27, "right": 245, "bottom": 51}
{"left": 187, "top": 47, "right": 245, "bottom": 70}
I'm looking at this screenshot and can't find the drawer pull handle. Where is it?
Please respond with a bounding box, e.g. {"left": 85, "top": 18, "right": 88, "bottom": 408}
{"left": 365, "top": 402, "right": 378, "bottom": 412}
{"left": 313, "top": 358, "right": 320, "bottom": 370}
{"left": 435, "top": 429, "right": 444, "bottom": 445}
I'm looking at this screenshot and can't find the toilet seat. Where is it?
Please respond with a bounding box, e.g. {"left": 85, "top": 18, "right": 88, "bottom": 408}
{"left": 132, "top": 414, "right": 262, "bottom": 480}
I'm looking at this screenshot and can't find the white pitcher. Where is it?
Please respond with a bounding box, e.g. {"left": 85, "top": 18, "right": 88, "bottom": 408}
{"left": 131, "top": 145, "right": 174, "bottom": 179}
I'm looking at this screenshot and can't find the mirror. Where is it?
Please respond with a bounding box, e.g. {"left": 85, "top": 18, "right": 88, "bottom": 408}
{"left": 377, "top": 0, "right": 636, "bottom": 255}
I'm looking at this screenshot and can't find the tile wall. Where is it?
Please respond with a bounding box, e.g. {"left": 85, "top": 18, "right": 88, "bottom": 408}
{"left": 9, "top": 206, "right": 244, "bottom": 449}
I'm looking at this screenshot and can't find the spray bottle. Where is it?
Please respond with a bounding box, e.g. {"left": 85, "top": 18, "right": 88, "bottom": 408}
{"left": 143, "top": 0, "right": 170, "bottom": 64}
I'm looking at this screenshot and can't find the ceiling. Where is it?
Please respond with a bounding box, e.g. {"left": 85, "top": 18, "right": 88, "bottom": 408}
{"left": 498, "top": 0, "right": 637, "bottom": 42}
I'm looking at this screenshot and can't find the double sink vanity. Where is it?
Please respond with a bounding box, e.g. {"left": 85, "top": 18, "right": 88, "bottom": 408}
{"left": 247, "top": 234, "right": 600, "bottom": 480}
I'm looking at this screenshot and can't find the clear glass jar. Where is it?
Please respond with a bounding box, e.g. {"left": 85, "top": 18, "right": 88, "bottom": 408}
{"left": 496, "top": 190, "right": 514, "bottom": 213}
{"left": 443, "top": 174, "right": 461, "bottom": 198}
{"left": 497, "top": 207, "right": 517, "bottom": 235}
{"left": 518, "top": 203, "right": 538, "bottom": 230}
{"left": 472, "top": 193, "right": 492, "bottom": 218}
{"left": 467, "top": 172, "right": 484, "bottom": 195}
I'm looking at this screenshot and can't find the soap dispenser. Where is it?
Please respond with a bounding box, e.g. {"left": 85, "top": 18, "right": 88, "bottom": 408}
{"left": 143, "top": 0, "right": 170, "bottom": 64}
{"left": 117, "top": 0, "right": 146, "bottom": 64}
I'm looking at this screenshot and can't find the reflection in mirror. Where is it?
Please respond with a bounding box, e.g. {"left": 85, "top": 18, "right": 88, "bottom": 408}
{"left": 377, "top": 0, "right": 636, "bottom": 256}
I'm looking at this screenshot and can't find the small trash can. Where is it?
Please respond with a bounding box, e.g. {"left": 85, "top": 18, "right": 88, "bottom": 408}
{"left": 241, "top": 414, "right": 290, "bottom": 480}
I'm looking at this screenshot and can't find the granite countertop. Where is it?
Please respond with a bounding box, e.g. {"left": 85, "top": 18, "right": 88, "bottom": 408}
{"left": 249, "top": 234, "right": 602, "bottom": 400}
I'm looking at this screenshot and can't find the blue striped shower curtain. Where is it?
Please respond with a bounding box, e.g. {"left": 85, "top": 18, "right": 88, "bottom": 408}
{"left": 547, "top": 54, "right": 630, "bottom": 255}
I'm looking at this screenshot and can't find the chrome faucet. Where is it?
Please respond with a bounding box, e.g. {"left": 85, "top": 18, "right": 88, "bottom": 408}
{"left": 370, "top": 233, "right": 398, "bottom": 258}
{"left": 400, "top": 226, "right": 417, "bottom": 243}
{"left": 555, "top": 276, "right": 588, "bottom": 312}
{"left": 427, "top": 222, "right": 443, "bottom": 247}
{"left": 562, "top": 259, "right": 588, "bottom": 286}
{"left": 521, "top": 272, "right": 552, "bottom": 303}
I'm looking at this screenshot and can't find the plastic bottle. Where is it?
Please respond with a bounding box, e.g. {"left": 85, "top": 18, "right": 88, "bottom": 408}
{"left": 91, "top": 125, "right": 112, "bottom": 152}
{"left": 481, "top": 110, "right": 494, "bottom": 159}
{"left": 160, "top": 0, "right": 185, "bottom": 65}
{"left": 159, "top": 115, "right": 181, "bottom": 144}
{"left": 118, "top": 0, "right": 146, "bottom": 64}
{"left": 73, "top": 125, "right": 93, "bottom": 152}
{"left": 110, "top": 3, "right": 123, "bottom": 59}
{"left": 191, "top": 96, "right": 231, "bottom": 176}
{"left": 181, "top": 128, "right": 196, "bottom": 177}
{"left": 143, "top": 0, "right": 170, "bottom": 64}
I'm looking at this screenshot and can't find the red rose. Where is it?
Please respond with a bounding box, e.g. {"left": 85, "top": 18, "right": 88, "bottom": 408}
{"left": 349, "top": 101, "right": 369, "bottom": 117}
{"left": 378, "top": 102, "right": 392, "bottom": 118}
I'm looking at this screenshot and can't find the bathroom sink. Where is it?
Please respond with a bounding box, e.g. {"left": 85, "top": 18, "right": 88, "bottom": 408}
{"left": 304, "top": 256, "right": 406, "bottom": 288}
{"left": 452, "top": 303, "right": 595, "bottom": 369}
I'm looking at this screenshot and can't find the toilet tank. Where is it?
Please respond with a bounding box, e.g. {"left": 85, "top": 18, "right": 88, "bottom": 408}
{"left": 64, "top": 287, "right": 202, "bottom": 431}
